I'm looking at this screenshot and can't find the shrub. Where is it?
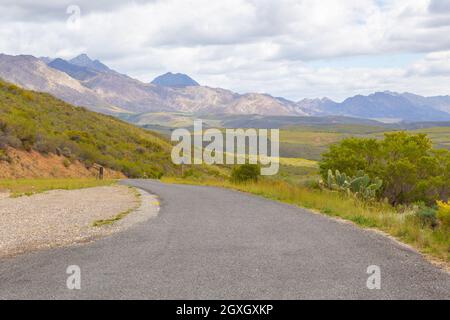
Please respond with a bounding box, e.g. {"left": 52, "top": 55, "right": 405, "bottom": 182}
{"left": 436, "top": 200, "right": 450, "bottom": 228}
{"left": 0, "top": 148, "right": 11, "bottom": 162}
{"left": 231, "top": 164, "right": 260, "bottom": 183}
{"left": 62, "top": 158, "right": 71, "bottom": 168}
{"left": 415, "top": 205, "right": 438, "bottom": 228}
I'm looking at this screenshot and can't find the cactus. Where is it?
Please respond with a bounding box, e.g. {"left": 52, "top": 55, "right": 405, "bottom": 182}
{"left": 321, "top": 169, "right": 383, "bottom": 201}
{"left": 327, "top": 169, "right": 334, "bottom": 189}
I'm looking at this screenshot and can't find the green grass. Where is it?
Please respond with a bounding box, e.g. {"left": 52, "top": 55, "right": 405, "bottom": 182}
{"left": 0, "top": 178, "right": 116, "bottom": 197}
{"left": 162, "top": 176, "right": 449, "bottom": 266}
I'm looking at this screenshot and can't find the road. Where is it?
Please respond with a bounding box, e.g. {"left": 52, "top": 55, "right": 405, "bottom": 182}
{"left": 0, "top": 180, "right": 449, "bottom": 299}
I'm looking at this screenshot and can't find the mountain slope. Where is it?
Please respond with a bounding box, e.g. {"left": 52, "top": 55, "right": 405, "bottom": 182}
{"left": 0, "top": 78, "right": 177, "bottom": 178}
{"left": 0, "top": 54, "right": 120, "bottom": 114}
{"left": 48, "top": 58, "right": 98, "bottom": 81}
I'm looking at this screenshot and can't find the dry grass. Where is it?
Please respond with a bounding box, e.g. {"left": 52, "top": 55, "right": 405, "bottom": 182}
{"left": 0, "top": 178, "right": 116, "bottom": 197}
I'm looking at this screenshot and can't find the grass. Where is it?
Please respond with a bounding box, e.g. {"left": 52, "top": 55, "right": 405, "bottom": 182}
{"left": 162, "top": 176, "right": 450, "bottom": 266}
{"left": 92, "top": 187, "right": 141, "bottom": 227}
{"left": 279, "top": 157, "right": 318, "bottom": 168}
{"left": 0, "top": 178, "right": 116, "bottom": 197}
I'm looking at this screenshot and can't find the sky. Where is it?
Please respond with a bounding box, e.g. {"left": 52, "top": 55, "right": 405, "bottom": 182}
{"left": 1, "top": 0, "right": 450, "bottom": 101}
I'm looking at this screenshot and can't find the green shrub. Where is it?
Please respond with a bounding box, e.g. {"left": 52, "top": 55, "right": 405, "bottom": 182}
{"left": 231, "top": 164, "right": 260, "bottom": 183}
{"left": 62, "top": 158, "right": 71, "bottom": 168}
{"left": 415, "top": 205, "right": 438, "bottom": 228}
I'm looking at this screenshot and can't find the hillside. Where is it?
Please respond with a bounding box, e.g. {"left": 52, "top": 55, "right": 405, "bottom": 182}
{"left": 0, "top": 79, "right": 178, "bottom": 178}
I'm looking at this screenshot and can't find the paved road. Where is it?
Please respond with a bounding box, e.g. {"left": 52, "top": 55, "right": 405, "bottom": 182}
{"left": 0, "top": 180, "right": 449, "bottom": 299}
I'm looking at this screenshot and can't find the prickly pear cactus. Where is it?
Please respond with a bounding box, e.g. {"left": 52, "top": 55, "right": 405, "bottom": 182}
{"left": 321, "top": 169, "right": 383, "bottom": 201}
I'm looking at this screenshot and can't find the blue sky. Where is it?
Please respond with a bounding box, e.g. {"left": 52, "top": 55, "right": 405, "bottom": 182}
{"left": 1, "top": 0, "right": 450, "bottom": 101}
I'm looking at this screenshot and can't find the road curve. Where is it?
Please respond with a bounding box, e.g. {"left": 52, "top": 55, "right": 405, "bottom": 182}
{"left": 0, "top": 180, "right": 449, "bottom": 299}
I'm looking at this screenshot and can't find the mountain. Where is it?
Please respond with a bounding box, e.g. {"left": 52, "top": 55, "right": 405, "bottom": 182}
{"left": 300, "top": 92, "right": 450, "bottom": 122}
{"left": 69, "top": 54, "right": 110, "bottom": 72}
{"left": 48, "top": 58, "right": 98, "bottom": 81}
{"left": 1, "top": 53, "right": 450, "bottom": 121}
{"left": 0, "top": 54, "right": 119, "bottom": 114}
{"left": 297, "top": 98, "right": 338, "bottom": 114}
{"left": 340, "top": 92, "right": 450, "bottom": 121}
{"left": 401, "top": 93, "right": 450, "bottom": 114}
{"left": 151, "top": 72, "right": 199, "bottom": 87}
{"left": 0, "top": 53, "right": 306, "bottom": 115}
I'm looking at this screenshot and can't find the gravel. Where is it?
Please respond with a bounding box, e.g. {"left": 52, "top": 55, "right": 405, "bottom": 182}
{"left": 0, "top": 185, "right": 159, "bottom": 258}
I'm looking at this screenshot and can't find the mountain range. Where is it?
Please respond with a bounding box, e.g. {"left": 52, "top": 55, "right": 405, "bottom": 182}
{"left": 1, "top": 53, "right": 450, "bottom": 122}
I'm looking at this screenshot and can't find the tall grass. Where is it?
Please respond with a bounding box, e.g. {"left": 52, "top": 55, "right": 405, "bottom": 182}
{"left": 162, "top": 176, "right": 449, "bottom": 265}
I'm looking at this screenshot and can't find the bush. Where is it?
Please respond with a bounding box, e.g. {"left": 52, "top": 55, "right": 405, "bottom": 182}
{"left": 436, "top": 201, "right": 450, "bottom": 228}
{"left": 231, "top": 164, "right": 260, "bottom": 183}
{"left": 62, "top": 158, "right": 71, "bottom": 168}
{"left": 0, "top": 148, "right": 11, "bottom": 162}
{"left": 415, "top": 205, "right": 438, "bottom": 228}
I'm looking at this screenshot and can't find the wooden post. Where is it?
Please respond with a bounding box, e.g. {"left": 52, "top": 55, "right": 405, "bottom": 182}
{"left": 99, "top": 166, "right": 104, "bottom": 180}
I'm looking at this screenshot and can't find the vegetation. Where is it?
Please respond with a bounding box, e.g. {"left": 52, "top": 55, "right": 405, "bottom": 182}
{"left": 437, "top": 200, "right": 450, "bottom": 228}
{"left": 319, "top": 132, "right": 450, "bottom": 205}
{"left": 0, "top": 79, "right": 178, "bottom": 178}
{"left": 278, "top": 124, "right": 450, "bottom": 160}
{"left": 231, "top": 164, "right": 260, "bottom": 183}
{"left": 0, "top": 178, "right": 115, "bottom": 197}
{"left": 322, "top": 169, "right": 383, "bottom": 201}
{"left": 1, "top": 79, "right": 448, "bottom": 264}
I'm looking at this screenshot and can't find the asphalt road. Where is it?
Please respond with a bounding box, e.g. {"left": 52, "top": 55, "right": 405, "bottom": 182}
{"left": 0, "top": 180, "right": 449, "bottom": 299}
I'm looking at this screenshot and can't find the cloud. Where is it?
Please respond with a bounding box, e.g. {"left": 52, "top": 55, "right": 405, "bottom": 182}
{"left": 429, "top": 0, "right": 450, "bottom": 13}
{"left": 0, "top": 0, "right": 449, "bottom": 100}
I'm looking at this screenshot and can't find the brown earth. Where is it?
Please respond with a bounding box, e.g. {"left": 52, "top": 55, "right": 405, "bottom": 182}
{"left": 0, "top": 147, "right": 125, "bottom": 179}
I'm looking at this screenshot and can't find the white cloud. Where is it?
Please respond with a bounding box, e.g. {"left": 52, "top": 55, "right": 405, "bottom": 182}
{"left": 0, "top": 0, "right": 449, "bottom": 100}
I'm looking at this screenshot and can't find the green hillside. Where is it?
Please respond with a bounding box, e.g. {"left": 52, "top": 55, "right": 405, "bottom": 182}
{"left": 0, "top": 79, "right": 177, "bottom": 178}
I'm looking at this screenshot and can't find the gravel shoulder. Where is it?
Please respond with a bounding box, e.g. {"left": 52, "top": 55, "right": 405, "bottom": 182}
{"left": 0, "top": 185, "right": 159, "bottom": 258}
